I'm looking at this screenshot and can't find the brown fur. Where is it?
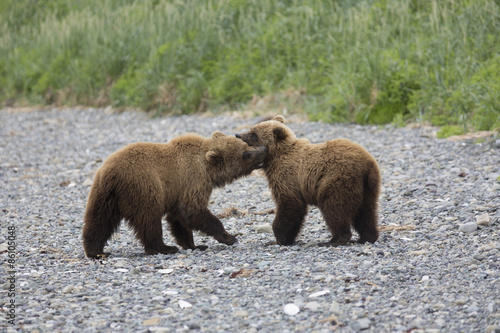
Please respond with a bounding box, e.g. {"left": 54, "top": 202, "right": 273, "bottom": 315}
{"left": 236, "top": 115, "right": 380, "bottom": 246}
{"left": 82, "top": 131, "right": 267, "bottom": 258}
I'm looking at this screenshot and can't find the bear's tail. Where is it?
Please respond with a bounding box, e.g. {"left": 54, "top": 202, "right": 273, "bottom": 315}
{"left": 82, "top": 171, "right": 121, "bottom": 258}
{"left": 353, "top": 160, "right": 381, "bottom": 243}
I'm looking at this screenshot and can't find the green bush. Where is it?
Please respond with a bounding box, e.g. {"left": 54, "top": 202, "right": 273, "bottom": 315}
{"left": 0, "top": 0, "right": 499, "bottom": 130}
{"left": 436, "top": 125, "right": 465, "bottom": 139}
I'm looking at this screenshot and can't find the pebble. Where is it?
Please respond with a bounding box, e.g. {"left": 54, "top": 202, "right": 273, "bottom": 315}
{"left": 284, "top": 304, "right": 300, "bottom": 316}
{"left": 142, "top": 317, "right": 160, "bottom": 326}
{"left": 308, "top": 290, "right": 330, "bottom": 298}
{"left": 178, "top": 300, "right": 193, "bottom": 309}
{"left": 2, "top": 108, "right": 499, "bottom": 333}
{"left": 459, "top": 222, "right": 478, "bottom": 233}
{"left": 476, "top": 213, "right": 492, "bottom": 226}
{"left": 486, "top": 326, "right": 500, "bottom": 333}
{"left": 234, "top": 310, "right": 248, "bottom": 317}
{"left": 62, "top": 286, "right": 74, "bottom": 294}
{"left": 351, "top": 318, "right": 371, "bottom": 330}
{"left": 254, "top": 224, "right": 273, "bottom": 234}
{"left": 305, "top": 302, "right": 321, "bottom": 312}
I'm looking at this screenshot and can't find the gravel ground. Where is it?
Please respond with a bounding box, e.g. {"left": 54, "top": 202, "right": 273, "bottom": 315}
{"left": 1, "top": 107, "right": 499, "bottom": 333}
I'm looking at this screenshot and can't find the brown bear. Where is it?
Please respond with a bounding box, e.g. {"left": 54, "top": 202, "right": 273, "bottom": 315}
{"left": 82, "top": 131, "right": 267, "bottom": 258}
{"left": 236, "top": 116, "right": 380, "bottom": 246}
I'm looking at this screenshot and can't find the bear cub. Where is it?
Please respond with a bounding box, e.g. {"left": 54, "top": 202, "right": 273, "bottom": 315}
{"left": 82, "top": 131, "right": 267, "bottom": 258}
{"left": 236, "top": 116, "right": 380, "bottom": 246}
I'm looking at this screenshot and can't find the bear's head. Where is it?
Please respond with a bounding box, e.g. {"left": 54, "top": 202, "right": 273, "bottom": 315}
{"left": 235, "top": 115, "right": 295, "bottom": 160}
{"left": 205, "top": 131, "right": 267, "bottom": 187}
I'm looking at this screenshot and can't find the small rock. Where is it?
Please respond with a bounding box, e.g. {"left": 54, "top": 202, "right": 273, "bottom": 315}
{"left": 234, "top": 310, "right": 248, "bottom": 318}
{"left": 0, "top": 243, "right": 8, "bottom": 252}
{"left": 330, "top": 300, "right": 341, "bottom": 314}
{"left": 113, "top": 260, "right": 128, "bottom": 268}
{"left": 459, "top": 222, "right": 478, "bottom": 233}
{"left": 309, "top": 290, "right": 330, "bottom": 298}
{"left": 45, "top": 285, "right": 56, "bottom": 292}
{"left": 199, "top": 286, "right": 213, "bottom": 293}
{"left": 476, "top": 213, "right": 491, "bottom": 226}
{"left": 142, "top": 317, "right": 160, "bottom": 326}
{"left": 284, "top": 303, "right": 300, "bottom": 316}
{"left": 305, "top": 302, "right": 321, "bottom": 312}
{"left": 467, "top": 305, "right": 479, "bottom": 313}
{"left": 186, "top": 323, "right": 201, "bottom": 330}
{"left": 178, "top": 300, "right": 193, "bottom": 309}
{"left": 473, "top": 253, "right": 486, "bottom": 260}
{"left": 254, "top": 224, "right": 273, "bottom": 234}
{"left": 257, "top": 261, "right": 272, "bottom": 270}
{"left": 351, "top": 318, "right": 371, "bottom": 330}
{"left": 82, "top": 178, "right": 93, "bottom": 186}
{"left": 486, "top": 325, "right": 500, "bottom": 333}
{"left": 62, "top": 286, "right": 74, "bottom": 294}
{"left": 455, "top": 298, "right": 468, "bottom": 305}
{"left": 158, "top": 269, "right": 174, "bottom": 274}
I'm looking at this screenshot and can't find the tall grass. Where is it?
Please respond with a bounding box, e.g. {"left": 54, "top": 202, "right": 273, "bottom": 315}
{"left": 0, "top": 0, "right": 499, "bottom": 129}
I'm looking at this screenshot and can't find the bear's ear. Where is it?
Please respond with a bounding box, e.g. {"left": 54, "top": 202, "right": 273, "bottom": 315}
{"left": 272, "top": 115, "right": 285, "bottom": 123}
{"left": 273, "top": 127, "right": 288, "bottom": 141}
{"left": 211, "top": 131, "right": 225, "bottom": 139}
{"left": 206, "top": 150, "right": 223, "bottom": 166}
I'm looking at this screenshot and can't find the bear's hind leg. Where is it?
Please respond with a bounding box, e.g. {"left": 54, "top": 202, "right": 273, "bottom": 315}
{"left": 318, "top": 204, "right": 352, "bottom": 246}
{"left": 353, "top": 196, "right": 379, "bottom": 244}
{"left": 82, "top": 201, "right": 121, "bottom": 259}
{"left": 167, "top": 213, "right": 208, "bottom": 250}
{"left": 129, "top": 213, "right": 178, "bottom": 255}
{"left": 272, "top": 200, "right": 307, "bottom": 245}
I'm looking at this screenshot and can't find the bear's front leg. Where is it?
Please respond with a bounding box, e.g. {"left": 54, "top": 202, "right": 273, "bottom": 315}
{"left": 167, "top": 213, "right": 208, "bottom": 250}
{"left": 180, "top": 208, "right": 237, "bottom": 246}
{"left": 272, "top": 199, "right": 307, "bottom": 245}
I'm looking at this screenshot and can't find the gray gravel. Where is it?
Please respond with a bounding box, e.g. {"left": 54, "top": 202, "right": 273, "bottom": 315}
{"left": 1, "top": 107, "right": 499, "bottom": 333}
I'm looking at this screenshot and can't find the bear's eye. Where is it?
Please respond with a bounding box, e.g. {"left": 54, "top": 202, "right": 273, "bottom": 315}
{"left": 251, "top": 132, "right": 258, "bottom": 142}
{"left": 242, "top": 151, "right": 251, "bottom": 160}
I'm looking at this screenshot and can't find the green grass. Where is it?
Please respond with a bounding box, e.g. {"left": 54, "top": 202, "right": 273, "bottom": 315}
{"left": 1, "top": 0, "right": 499, "bottom": 129}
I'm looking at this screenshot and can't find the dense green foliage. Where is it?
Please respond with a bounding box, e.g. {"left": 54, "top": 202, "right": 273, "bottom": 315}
{"left": 1, "top": 0, "right": 499, "bottom": 129}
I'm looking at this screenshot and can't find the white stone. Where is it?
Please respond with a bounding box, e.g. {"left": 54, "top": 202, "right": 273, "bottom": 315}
{"left": 308, "top": 290, "right": 330, "bottom": 298}
{"left": 62, "top": 285, "right": 74, "bottom": 294}
{"left": 178, "top": 300, "right": 192, "bottom": 309}
{"left": 158, "top": 269, "right": 174, "bottom": 274}
{"left": 330, "top": 300, "right": 340, "bottom": 314}
{"left": 0, "top": 243, "right": 8, "bottom": 252}
{"left": 254, "top": 224, "right": 273, "bottom": 234}
{"left": 305, "top": 302, "right": 321, "bottom": 311}
{"left": 284, "top": 303, "right": 300, "bottom": 316}
{"left": 82, "top": 178, "right": 93, "bottom": 186}
{"left": 459, "top": 222, "right": 478, "bottom": 233}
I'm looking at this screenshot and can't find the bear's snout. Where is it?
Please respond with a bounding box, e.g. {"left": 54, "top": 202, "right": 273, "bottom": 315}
{"left": 235, "top": 132, "right": 257, "bottom": 145}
